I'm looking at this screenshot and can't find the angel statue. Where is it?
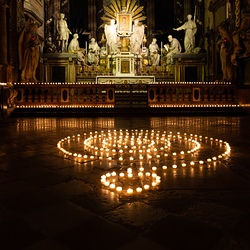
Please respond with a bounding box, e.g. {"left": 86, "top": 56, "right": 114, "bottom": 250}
{"left": 18, "top": 22, "right": 41, "bottom": 82}
{"left": 173, "top": 14, "right": 197, "bottom": 53}
{"left": 130, "top": 20, "right": 145, "bottom": 54}
{"left": 104, "top": 19, "right": 118, "bottom": 54}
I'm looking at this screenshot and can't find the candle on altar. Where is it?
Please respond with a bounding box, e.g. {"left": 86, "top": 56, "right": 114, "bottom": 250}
{"left": 85, "top": 41, "right": 88, "bottom": 54}
{"left": 161, "top": 41, "right": 163, "bottom": 55}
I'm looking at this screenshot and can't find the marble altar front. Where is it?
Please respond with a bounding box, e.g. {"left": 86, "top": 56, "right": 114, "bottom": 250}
{"left": 96, "top": 75, "right": 155, "bottom": 84}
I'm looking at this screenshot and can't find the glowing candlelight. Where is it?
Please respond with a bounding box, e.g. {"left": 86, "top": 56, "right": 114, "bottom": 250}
{"left": 127, "top": 188, "right": 133, "bottom": 194}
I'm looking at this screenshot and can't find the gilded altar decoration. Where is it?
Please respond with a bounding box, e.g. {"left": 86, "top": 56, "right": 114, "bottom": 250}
{"left": 102, "top": 0, "right": 146, "bottom": 54}
{"left": 117, "top": 14, "right": 132, "bottom": 33}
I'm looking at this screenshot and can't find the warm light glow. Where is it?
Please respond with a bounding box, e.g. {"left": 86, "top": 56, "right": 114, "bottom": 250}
{"left": 127, "top": 188, "right": 133, "bottom": 194}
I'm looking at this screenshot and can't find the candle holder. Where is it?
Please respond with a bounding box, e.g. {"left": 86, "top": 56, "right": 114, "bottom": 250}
{"left": 84, "top": 53, "right": 88, "bottom": 74}
{"left": 95, "top": 54, "right": 98, "bottom": 73}
{"left": 150, "top": 55, "right": 154, "bottom": 73}
{"left": 160, "top": 54, "right": 164, "bottom": 73}
{"left": 141, "top": 54, "right": 145, "bottom": 73}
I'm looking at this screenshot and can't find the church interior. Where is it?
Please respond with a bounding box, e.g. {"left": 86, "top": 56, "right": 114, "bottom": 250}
{"left": 1, "top": 0, "right": 250, "bottom": 249}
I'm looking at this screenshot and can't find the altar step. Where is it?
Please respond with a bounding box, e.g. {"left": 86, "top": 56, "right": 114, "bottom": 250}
{"left": 115, "top": 91, "right": 148, "bottom": 107}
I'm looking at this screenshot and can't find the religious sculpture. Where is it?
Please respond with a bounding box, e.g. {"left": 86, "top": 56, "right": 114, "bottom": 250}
{"left": 130, "top": 20, "right": 145, "bottom": 54}
{"left": 104, "top": 19, "right": 118, "bottom": 54}
{"left": 217, "top": 23, "right": 235, "bottom": 82}
{"left": 56, "top": 13, "right": 72, "bottom": 52}
{"left": 239, "top": 0, "right": 250, "bottom": 58}
{"left": 18, "top": 22, "right": 40, "bottom": 82}
{"left": 67, "top": 33, "right": 85, "bottom": 65}
{"left": 68, "top": 33, "right": 80, "bottom": 52}
{"left": 231, "top": 30, "right": 243, "bottom": 66}
{"left": 166, "top": 35, "right": 182, "bottom": 65}
{"left": 44, "top": 36, "right": 57, "bottom": 53}
{"left": 87, "top": 38, "right": 100, "bottom": 65}
{"left": 173, "top": 14, "right": 197, "bottom": 53}
{"left": 149, "top": 38, "right": 160, "bottom": 66}
{"left": 119, "top": 16, "right": 129, "bottom": 32}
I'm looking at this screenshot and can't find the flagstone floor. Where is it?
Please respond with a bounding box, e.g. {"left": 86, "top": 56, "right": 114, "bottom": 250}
{"left": 0, "top": 115, "right": 250, "bottom": 250}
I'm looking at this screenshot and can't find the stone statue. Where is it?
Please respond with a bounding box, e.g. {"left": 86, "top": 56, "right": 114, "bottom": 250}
{"left": 104, "top": 19, "right": 118, "bottom": 53}
{"left": 173, "top": 14, "right": 197, "bottom": 53}
{"left": 44, "top": 36, "right": 57, "bottom": 53}
{"left": 149, "top": 38, "right": 160, "bottom": 66}
{"left": 68, "top": 33, "right": 80, "bottom": 52}
{"left": 239, "top": 0, "right": 250, "bottom": 58}
{"left": 87, "top": 38, "right": 100, "bottom": 65}
{"left": 217, "top": 23, "right": 235, "bottom": 82}
{"left": 231, "top": 31, "right": 243, "bottom": 66}
{"left": 76, "top": 48, "right": 85, "bottom": 65}
{"left": 56, "top": 13, "right": 72, "bottom": 52}
{"left": 166, "top": 35, "right": 182, "bottom": 65}
{"left": 68, "top": 33, "right": 85, "bottom": 65}
{"left": 18, "top": 23, "right": 40, "bottom": 82}
{"left": 130, "top": 20, "right": 145, "bottom": 54}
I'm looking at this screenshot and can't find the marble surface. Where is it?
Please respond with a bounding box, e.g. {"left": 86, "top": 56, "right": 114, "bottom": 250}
{"left": 0, "top": 115, "right": 250, "bottom": 249}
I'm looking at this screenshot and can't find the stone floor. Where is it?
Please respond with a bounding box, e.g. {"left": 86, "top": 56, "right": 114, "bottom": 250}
{"left": 0, "top": 115, "right": 250, "bottom": 250}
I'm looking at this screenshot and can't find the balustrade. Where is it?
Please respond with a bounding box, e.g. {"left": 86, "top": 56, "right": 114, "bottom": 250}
{"left": 14, "top": 83, "right": 115, "bottom": 108}
{"left": 148, "top": 83, "right": 238, "bottom": 107}
{"left": 14, "top": 82, "right": 238, "bottom": 108}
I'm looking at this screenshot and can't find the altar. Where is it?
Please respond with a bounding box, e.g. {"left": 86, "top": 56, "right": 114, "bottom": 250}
{"left": 96, "top": 75, "right": 155, "bottom": 84}
{"left": 112, "top": 52, "right": 135, "bottom": 76}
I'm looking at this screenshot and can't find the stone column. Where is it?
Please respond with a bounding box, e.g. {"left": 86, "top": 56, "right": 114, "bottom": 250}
{"left": 88, "top": 0, "right": 97, "bottom": 39}
{"left": 146, "top": 1, "right": 155, "bottom": 46}
{"left": 0, "top": 3, "right": 8, "bottom": 66}
{"left": 184, "top": 0, "right": 193, "bottom": 18}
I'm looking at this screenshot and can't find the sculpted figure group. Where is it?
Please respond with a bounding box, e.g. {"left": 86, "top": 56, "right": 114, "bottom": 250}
{"left": 18, "top": 13, "right": 201, "bottom": 82}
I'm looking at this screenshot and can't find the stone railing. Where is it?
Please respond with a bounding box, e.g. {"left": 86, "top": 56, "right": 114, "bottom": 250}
{"left": 14, "top": 83, "right": 115, "bottom": 108}
{"left": 13, "top": 82, "right": 239, "bottom": 109}
{"left": 148, "top": 82, "right": 238, "bottom": 107}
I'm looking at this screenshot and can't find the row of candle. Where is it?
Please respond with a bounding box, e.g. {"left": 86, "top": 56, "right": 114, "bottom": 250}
{"left": 17, "top": 105, "right": 114, "bottom": 108}
{"left": 101, "top": 166, "right": 161, "bottom": 195}
{"left": 57, "top": 129, "right": 231, "bottom": 195}
{"left": 57, "top": 129, "right": 231, "bottom": 165}
{"left": 149, "top": 104, "right": 239, "bottom": 108}
{"left": 13, "top": 81, "right": 232, "bottom": 85}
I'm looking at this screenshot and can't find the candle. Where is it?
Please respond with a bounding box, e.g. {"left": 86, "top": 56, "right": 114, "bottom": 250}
{"left": 85, "top": 41, "right": 88, "bottom": 54}
{"left": 161, "top": 41, "right": 163, "bottom": 55}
